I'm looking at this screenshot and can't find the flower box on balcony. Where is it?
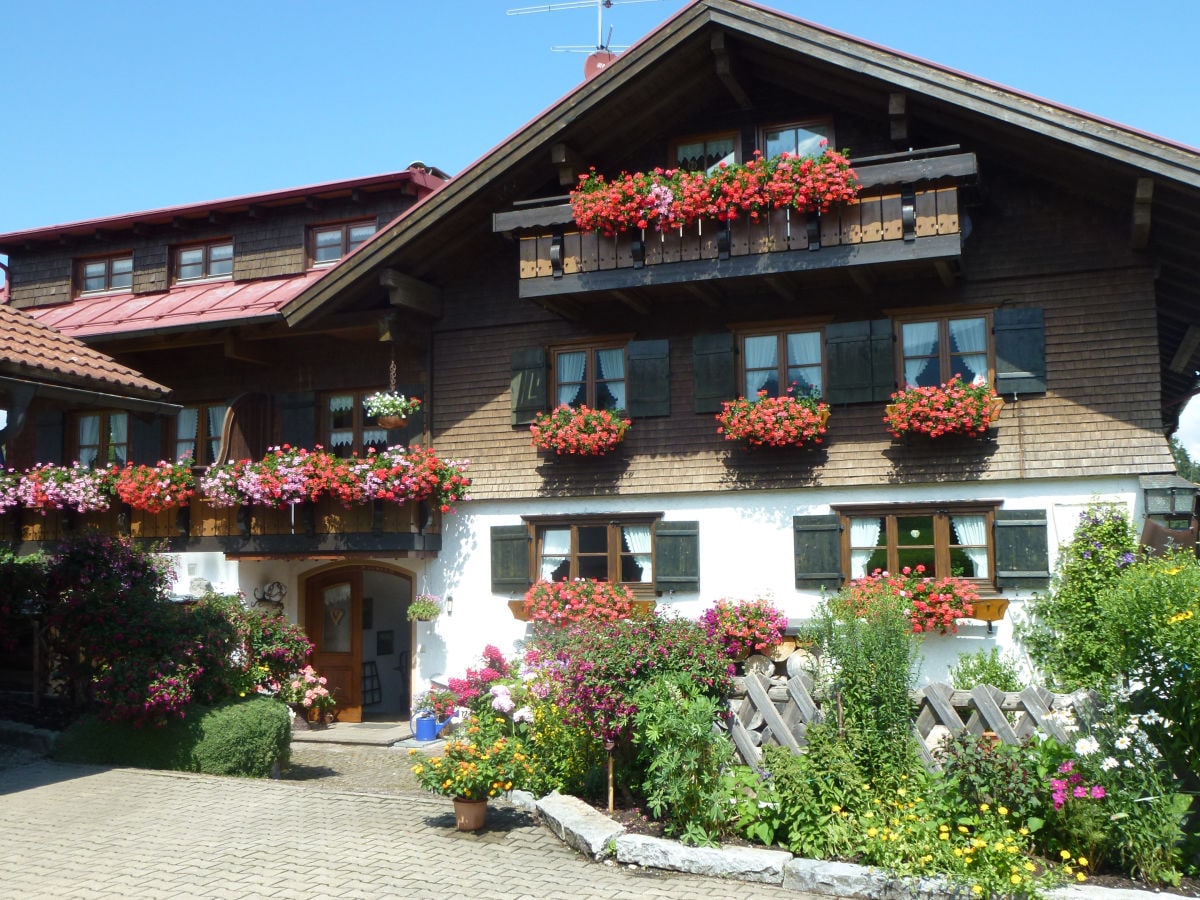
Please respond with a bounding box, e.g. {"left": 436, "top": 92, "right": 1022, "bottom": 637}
{"left": 884, "top": 377, "right": 1003, "bottom": 440}
{"left": 716, "top": 390, "right": 831, "bottom": 448}
{"left": 530, "top": 404, "right": 631, "bottom": 456}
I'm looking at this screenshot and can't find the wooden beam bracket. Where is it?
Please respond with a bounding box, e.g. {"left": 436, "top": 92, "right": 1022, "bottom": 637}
{"left": 710, "top": 32, "right": 753, "bottom": 110}
{"left": 380, "top": 268, "right": 443, "bottom": 318}
{"left": 551, "top": 142, "right": 585, "bottom": 189}
{"left": 889, "top": 92, "right": 909, "bottom": 144}
{"left": 1132, "top": 177, "right": 1153, "bottom": 249}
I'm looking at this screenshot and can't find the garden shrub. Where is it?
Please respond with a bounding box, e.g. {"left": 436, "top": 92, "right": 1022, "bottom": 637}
{"left": 0, "top": 549, "right": 48, "bottom": 652}
{"left": 949, "top": 647, "right": 1025, "bottom": 692}
{"left": 936, "top": 733, "right": 1040, "bottom": 824}
{"left": 54, "top": 696, "right": 290, "bottom": 777}
{"left": 630, "top": 673, "right": 733, "bottom": 845}
{"left": 1017, "top": 504, "right": 1137, "bottom": 691}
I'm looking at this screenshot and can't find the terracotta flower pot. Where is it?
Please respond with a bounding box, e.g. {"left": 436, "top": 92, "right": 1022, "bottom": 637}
{"left": 453, "top": 797, "right": 488, "bottom": 831}
{"left": 377, "top": 415, "right": 408, "bottom": 429}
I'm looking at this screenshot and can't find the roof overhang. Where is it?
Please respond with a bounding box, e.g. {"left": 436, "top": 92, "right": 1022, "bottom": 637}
{"left": 0, "top": 375, "right": 180, "bottom": 415}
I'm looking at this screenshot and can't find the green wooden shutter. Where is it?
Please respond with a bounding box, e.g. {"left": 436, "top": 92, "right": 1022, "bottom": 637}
{"left": 278, "top": 392, "right": 317, "bottom": 449}
{"left": 994, "top": 509, "right": 1050, "bottom": 589}
{"left": 994, "top": 307, "right": 1046, "bottom": 396}
{"left": 693, "top": 333, "right": 735, "bottom": 413}
{"left": 655, "top": 520, "right": 700, "bottom": 592}
{"left": 626, "top": 339, "right": 670, "bottom": 418}
{"left": 388, "top": 382, "right": 426, "bottom": 444}
{"left": 491, "top": 524, "right": 532, "bottom": 594}
{"left": 129, "top": 414, "right": 164, "bottom": 465}
{"left": 35, "top": 410, "right": 65, "bottom": 464}
{"left": 511, "top": 348, "right": 547, "bottom": 425}
{"left": 825, "top": 319, "right": 894, "bottom": 404}
{"left": 794, "top": 514, "right": 844, "bottom": 590}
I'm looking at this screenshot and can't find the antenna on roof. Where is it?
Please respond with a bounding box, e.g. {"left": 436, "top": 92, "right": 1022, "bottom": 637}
{"left": 507, "top": 0, "right": 662, "bottom": 79}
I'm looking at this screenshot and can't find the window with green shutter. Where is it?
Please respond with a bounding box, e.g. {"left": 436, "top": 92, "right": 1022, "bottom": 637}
{"left": 993, "top": 509, "right": 1050, "bottom": 589}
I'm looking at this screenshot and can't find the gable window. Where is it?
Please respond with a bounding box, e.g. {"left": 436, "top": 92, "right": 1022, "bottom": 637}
{"left": 671, "top": 131, "right": 737, "bottom": 172}
{"left": 176, "top": 240, "right": 233, "bottom": 282}
{"left": 763, "top": 120, "right": 831, "bottom": 158}
{"left": 553, "top": 343, "right": 626, "bottom": 410}
{"left": 842, "top": 506, "right": 995, "bottom": 583}
{"left": 742, "top": 329, "right": 823, "bottom": 398}
{"left": 174, "top": 403, "right": 228, "bottom": 465}
{"left": 78, "top": 254, "right": 133, "bottom": 294}
{"left": 310, "top": 220, "right": 377, "bottom": 266}
{"left": 76, "top": 412, "right": 129, "bottom": 467}
{"left": 535, "top": 516, "right": 658, "bottom": 590}
{"left": 324, "top": 392, "right": 390, "bottom": 457}
{"left": 898, "top": 314, "right": 991, "bottom": 387}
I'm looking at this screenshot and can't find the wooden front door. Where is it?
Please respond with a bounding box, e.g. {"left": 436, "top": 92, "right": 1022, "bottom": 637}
{"left": 305, "top": 569, "right": 363, "bottom": 722}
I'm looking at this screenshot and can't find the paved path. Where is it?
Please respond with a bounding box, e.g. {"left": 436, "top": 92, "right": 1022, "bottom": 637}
{"left": 1, "top": 750, "right": 819, "bottom": 900}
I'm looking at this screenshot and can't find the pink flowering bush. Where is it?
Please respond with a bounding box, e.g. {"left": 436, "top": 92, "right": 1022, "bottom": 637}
{"left": 522, "top": 578, "right": 637, "bottom": 627}
{"left": 16, "top": 462, "right": 114, "bottom": 514}
{"left": 841, "top": 566, "right": 977, "bottom": 634}
{"left": 700, "top": 597, "right": 788, "bottom": 659}
{"left": 279, "top": 664, "right": 335, "bottom": 713}
{"left": 447, "top": 645, "right": 514, "bottom": 706}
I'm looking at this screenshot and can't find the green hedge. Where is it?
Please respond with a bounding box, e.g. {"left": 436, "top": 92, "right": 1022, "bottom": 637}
{"left": 53, "top": 696, "right": 290, "bottom": 777}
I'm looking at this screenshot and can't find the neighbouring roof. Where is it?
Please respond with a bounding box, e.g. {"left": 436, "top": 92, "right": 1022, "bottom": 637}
{"left": 30, "top": 268, "right": 330, "bottom": 340}
{"left": 0, "top": 166, "right": 448, "bottom": 249}
{"left": 0, "top": 303, "right": 171, "bottom": 398}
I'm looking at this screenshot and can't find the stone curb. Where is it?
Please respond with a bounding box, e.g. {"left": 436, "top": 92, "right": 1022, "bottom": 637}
{"left": 535, "top": 792, "right": 625, "bottom": 860}
{"left": 0, "top": 720, "right": 58, "bottom": 754}
{"left": 618, "top": 833, "right": 791, "bottom": 884}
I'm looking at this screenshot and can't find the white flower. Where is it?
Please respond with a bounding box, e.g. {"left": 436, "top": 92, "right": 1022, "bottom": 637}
{"left": 1074, "top": 736, "right": 1100, "bottom": 756}
{"left": 512, "top": 706, "right": 534, "bottom": 724}
{"left": 1124, "top": 759, "right": 1135, "bottom": 768}
{"left": 1141, "top": 710, "right": 1164, "bottom": 726}
{"left": 1100, "top": 757, "right": 1119, "bottom": 771}
{"left": 1115, "top": 735, "right": 1132, "bottom": 750}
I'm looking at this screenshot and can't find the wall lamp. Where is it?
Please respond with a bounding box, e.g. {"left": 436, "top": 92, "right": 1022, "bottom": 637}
{"left": 445, "top": 595, "right": 454, "bottom": 617}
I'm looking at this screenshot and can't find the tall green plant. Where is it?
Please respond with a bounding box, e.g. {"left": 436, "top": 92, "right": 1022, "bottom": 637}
{"left": 1017, "top": 504, "right": 1137, "bottom": 690}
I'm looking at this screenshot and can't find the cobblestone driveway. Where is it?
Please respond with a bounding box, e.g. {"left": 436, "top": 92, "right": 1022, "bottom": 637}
{"left": 1, "top": 743, "right": 818, "bottom": 899}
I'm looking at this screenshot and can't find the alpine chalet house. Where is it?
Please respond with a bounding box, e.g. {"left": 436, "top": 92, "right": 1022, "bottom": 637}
{"left": 279, "top": 0, "right": 1200, "bottom": 684}
{"left": 0, "top": 166, "right": 448, "bottom": 720}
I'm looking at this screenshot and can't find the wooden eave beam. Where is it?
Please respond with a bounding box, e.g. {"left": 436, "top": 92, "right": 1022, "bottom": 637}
{"left": 683, "top": 282, "right": 722, "bottom": 309}
{"left": 1132, "top": 177, "right": 1153, "bottom": 249}
{"left": 379, "top": 268, "right": 443, "bottom": 318}
{"left": 223, "top": 334, "right": 267, "bottom": 366}
{"left": 711, "top": 32, "right": 753, "bottom": 111}
{"left": 848, "top": 267, "right": 876, "bottom": 296}
{"left": 610, "top": 290, "right": 650, "bottom": 315}
{"left": 934, "top": 259, "right": 957, "bottom": 288}
{"left": 763, "top": 275, "right": 794, "bottom": 303}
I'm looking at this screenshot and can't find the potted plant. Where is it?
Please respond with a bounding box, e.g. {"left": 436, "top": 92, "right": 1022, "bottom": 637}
{"left": 409, "top": 718, "right": 528, "bottom": 830}
{"left": 884, "top": 375, "right": 1003, "bottom": 440}
{"left": 278, "top": 664, "right": 336, "bottom": 726}
{"left": 699, "top": 597, "right": 789, "bottom": 660}
{"left": 529, "top": 404, "right": 631, "bottom": 456}
{"left": 407, "top": 593, "right": 443, "bottom": 622}
{"left": 411, "top": 687, "right": 457, "bottom": 741}
{"left": 840, "top": 565, "right": 978, "bottom": 634}
{"left": 365, "top": 391, "right": 421, "bottom": 429}
{"left": 716, "top": 388, "right": 831, "bottom": 448}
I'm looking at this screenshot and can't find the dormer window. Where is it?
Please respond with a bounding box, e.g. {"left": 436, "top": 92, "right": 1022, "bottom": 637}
{"left": 176, "top": 240, "right": 233, "bottom": 282}
{"left": 78, "top": 253, "right": 133, "bottom": 294}
{"left": 310, "top": 220, "right": 377, "bottom": 266}
{"left": 671, "top": 131, "right": 737, "bottom": 172}
{"left": 763, "top": 120, "right": 832, "bottom": 158}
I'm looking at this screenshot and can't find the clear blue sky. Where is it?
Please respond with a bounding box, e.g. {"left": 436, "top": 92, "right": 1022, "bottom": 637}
{"left": 3, "top": 0, "right": 1200, "bottom": 445}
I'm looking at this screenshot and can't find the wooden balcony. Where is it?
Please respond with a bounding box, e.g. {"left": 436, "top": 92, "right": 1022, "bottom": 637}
{"left": 494, "top": 150, "right": 976, "bottom": 300}
{"left": 3, "top": 497, "right": 441, "bottom": 558}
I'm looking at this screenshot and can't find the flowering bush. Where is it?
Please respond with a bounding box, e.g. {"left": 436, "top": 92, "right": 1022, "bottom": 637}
{"left": 15, "top": 462, "right": 113, "bottom": 514}
{"left": 196, "top": 460, "right": 246, "bottom": 508}
{"left": 716, "top": 389, "right": 829, "bottom": 448}
{"left": 884, "top": 376, "right": 1001, "bottom": 439}
{"left": 410, "top": 722, "right": 530, "bottom": 800}
{"left": 529, "top": 404, "right": 630, "bottom": 456}
{"left": 278, "top": 664, "right": 335, "bottom": 713}
{"left": 522, "top": 578, "right": 637, "bottom": 627}
{"left": 237, "top": 445, "right": 320, "bottom": 508}
{"left": 364, "top": 391, "right": 421, "bottom": 419}
{"left": 0, "top": 469, "right": 20, "bottom": 513}
{"left": 447, "top": 645, "right": 514, "bottom": 706}
{"left": 841, "top": 566, "right": 977, "bottom": 634}
{"left": 700, "top": 597, "right": 789, "bottom": 659}
{"left": 113, "top": 457, "right": 195, "bottom": 513}
{"left": 570, "top": 147, "right": 860, "bottom": 236}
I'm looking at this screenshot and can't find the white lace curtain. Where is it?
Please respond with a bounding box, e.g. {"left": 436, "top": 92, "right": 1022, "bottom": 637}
{"left": 557, "top": 352, "right": 586, "bottom": 405}
{"left": 175, "top": 407, "right": 198, "bottom": 460}
{"left": 948, "top": 318, "right": 988, "bottom": 385}
{"left": 541, "top": 528, "right": 571, "bottom": 580}
{"left": 951, "top": 514, "right": 989, "bottom": 577}
{"left": 78, "top": 415, "right": 101, "bottom": 467}
{"left": 849, "top": 517, "right": 882, "bottom": 577}
{"left": 786, "top": 331, "right": 822, "bottom": 394}
{"left": 744, "top": 336, "right": 776, "bottom": 395}
{"left": 623, "top": 525, "right": 652, "bottom": 582}
{"left": 596, "top": 349, "right": 626, "bottom": 409}
{"left": 902, "top": 322, "right": 939, "bottom": 386}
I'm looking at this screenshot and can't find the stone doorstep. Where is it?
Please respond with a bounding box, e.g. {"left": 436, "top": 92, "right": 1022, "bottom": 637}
{"left": 533, "top": 791, "right": 1166, "bottom": 900}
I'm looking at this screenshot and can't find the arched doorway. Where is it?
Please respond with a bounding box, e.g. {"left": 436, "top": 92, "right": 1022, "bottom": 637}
{"left": 303, "top": 564, "right": 413, "bottom": 722}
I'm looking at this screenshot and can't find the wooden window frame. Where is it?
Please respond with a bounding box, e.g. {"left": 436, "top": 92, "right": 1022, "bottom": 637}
{"left": 73, "top": 410, "right": 130, "bottom": 467}
{"left": 759, "top": 117, "right": 834, "bottom": 158}
{"left": 835, "top": 502, "right": 1000, "bottom": 591}
{"left": 75, "top": 252, "right": 133, "bottom": 295}
{"left": 669, "top": 129, "right": 740, "bottom": 171}
{"left": 526, "top": 513, "right": 662, "bottom": 598}
{"left": 174, "top": 239, "right": 233, "bottom": 283}
{"left": 550, "top": 340, "right": 629, "bottom": 411}
{"left": 737, "top": 324, "right": 826, "bottom": 399}
{"left": 893, "top": 311, "right": 995, "bottom": 388}
{"left": 173, "top": 402, "right": 229, "bottom": 466}
{"left": 320, "top": 390, "right": 390, "bottom": 457}
{"left": 309, "top": 219, "right": 377, "bottom": 267}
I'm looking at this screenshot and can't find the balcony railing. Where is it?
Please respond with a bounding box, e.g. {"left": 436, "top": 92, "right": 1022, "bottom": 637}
{"left": 4, "top": 497, "right": 440, "bottom": 556}
{"left": 494, "top": 150, "right": 976, "bottom": 299}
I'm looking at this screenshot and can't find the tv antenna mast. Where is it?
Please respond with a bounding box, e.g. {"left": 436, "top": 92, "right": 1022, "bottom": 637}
{"left": 508, "top": 0, "right": 662, "bottom": 74}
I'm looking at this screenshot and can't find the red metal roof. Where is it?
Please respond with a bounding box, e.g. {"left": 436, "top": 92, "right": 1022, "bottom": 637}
{"left": 27, "top": 269, "right": 329, "bottom": 339}
{"left": 0, "top": 303, "right": 170, "bottom": 396}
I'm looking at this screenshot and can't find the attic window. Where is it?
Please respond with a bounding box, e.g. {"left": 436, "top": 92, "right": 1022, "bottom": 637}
{"left": 310, "top": 220, "right": 377, "bottom": 266}
{"left": 763, "top": 119, "right": 832, "bottom": 157}
{"left": 77, "top": 253, "right": 133, "bottom": 294}
{"left": 176, "top": 240, "right": 233, "bottom": 282}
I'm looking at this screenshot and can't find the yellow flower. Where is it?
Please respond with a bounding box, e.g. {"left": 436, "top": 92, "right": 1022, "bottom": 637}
{"left": 1019, "top": 827, "right": 1029, "bottom": 836}
{"left": 408, "top": 748, "right": 418, "bottom": 756}
{"left": 1077, "top": 857, "right": 1088, "bottom": 867}
{"left": 831, "top": 804, "right": 842, "bottom": 813}
{"left": 972, "top": 886, "right": 983, "bottom": 896}
{"left": 412, "top": 765, "right": 425, "bottom": 775}
{"left": 1024, "top": 861, "right": 1036, "bottom": 872}
{"left": 938, "top": 832, "right": 949, "bottom": 841}
{"left": 953, "top": 849, "right": 963, "bottom": 858}
{"left": 957, "top": 825, "right": 969, "bottom": 834}
{"left": 997, "top": 806, "right": 1008, "bottom": 816}
{"left": 939, "top": 824, "right": 950, "bottom": 832}
{"left": 979, "top": 803, "right": 990, "bottom": 812}
{"left": 867, "top": 827, "right": 878, "bottom": 838}
{"left": 1064, "top": 866, "right": 1073, "bottom": 876}
{"left": 1077, "top": 873, "right": 1087, "bottom": 882}
{"left": 1011, "top": 875, "right": 1022, "bottom": 885}
{"left": 1060, "top": 850, "right": 1072, "bottom": 860}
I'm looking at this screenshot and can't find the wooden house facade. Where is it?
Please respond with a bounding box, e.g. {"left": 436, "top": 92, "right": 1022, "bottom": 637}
{"left": 4, "top": 0, "right": 1200, "bottom": 707}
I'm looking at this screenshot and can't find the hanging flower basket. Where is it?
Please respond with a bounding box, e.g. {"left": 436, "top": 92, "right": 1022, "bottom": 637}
{"left": 530, "top": 404, "right": 630, "bottom": 456}
{"left": 716, "top": 390, "right": 830, "bottom": 448}
{"left": 884, "top": 376, "right": 1002, "bottom": 440}
{"left": 365, "top": 391, "right": 421, "bottom": 421}
{"left": 570, "top": 146, "right": 860, "bottom": 236}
